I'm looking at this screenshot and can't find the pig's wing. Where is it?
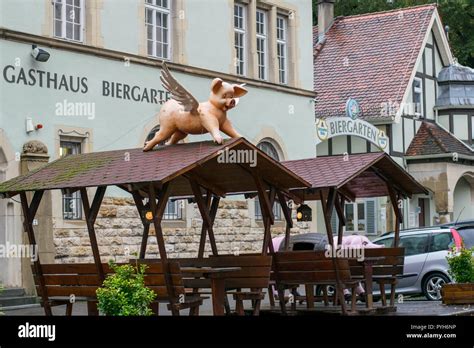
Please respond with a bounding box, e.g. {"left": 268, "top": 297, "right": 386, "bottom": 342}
{"left": 160, "top": 62, "right": 199, "bottom": 114}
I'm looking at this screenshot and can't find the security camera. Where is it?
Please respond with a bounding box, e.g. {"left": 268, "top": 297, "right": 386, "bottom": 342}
{"left": 31, "top": 45, "right": 50, "bottom": 62}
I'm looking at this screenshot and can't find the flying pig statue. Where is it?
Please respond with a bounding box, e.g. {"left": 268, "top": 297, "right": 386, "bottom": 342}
{"left": 143, "top": 62, "right": 248, "bottom": 151}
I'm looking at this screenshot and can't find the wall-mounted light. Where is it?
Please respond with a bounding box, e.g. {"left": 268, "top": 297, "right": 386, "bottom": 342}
{"left": 145, "top": 211, "right": 154, "bottom": 221}
{"left": 31, "top": 45, "right": 50, "bottom": 62}
{"left": 297, "top": 204, "right": 312, "bottom": 222}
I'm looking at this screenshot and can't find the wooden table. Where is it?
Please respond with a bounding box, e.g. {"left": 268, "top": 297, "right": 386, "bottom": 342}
{"left": 360, "top": 256, "right": 384, "bottom": 310}
{"left": 181, "top": 267, "right": 241, "bottom": 316}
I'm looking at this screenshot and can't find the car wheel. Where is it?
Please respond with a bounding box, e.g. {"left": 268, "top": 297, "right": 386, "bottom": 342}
{"left": 315, "top": 285, "right": 336, "bottom": 297}
{"left": 422, "top": 273, "right": 450, "bottom": 301}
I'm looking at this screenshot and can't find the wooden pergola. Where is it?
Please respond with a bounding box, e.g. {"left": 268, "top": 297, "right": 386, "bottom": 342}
{"left": 281, "top": 152, "right": 428, "bottom": 248}
{"left": 0, "top": 137, "right": 310, "bottom": 315}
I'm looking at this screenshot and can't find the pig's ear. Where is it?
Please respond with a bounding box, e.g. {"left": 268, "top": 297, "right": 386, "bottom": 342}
{"left": 233, "top": 84, "right": 248, "bottom": 98}
{"left": 211, "top": 78, "right": 223, "bottom": 94}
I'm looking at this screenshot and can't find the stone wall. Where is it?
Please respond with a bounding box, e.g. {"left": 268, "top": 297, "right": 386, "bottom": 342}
{"left": 53, "top": 197, "right": 311, "bottom": 263}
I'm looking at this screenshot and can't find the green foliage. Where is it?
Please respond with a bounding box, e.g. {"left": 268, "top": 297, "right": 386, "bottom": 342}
{"left": 313, "top": 0, "right": 474, "bottom": 67}
{"left": 446, "top": 247, "right": 474, "bottom": 283}
{"left": 96, "top": 261, "right": 156, "bottom": 316}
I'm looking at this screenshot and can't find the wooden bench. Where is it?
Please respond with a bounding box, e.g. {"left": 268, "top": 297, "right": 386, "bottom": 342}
{"left": 348, "top": 247, "right": 405, "bottom": 308}
{"left": 271, "top": 251, "right": 359, "bottom": 315}
{"left": 32, "top": 262, "right": 205, "bottom": 316}
{"left": 207, "top": 254, "right": 272, "bottom": 315}
{"left": 139, "top": 255, "right": 271, "bottom": 315}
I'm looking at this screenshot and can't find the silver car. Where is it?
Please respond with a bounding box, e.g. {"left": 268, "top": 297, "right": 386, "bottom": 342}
{"left": 372, "top": 226, "right": 464, "bottom": 301}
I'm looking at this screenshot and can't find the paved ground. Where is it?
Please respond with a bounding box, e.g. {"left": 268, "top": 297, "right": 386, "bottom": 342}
{"left": 3, "top": 295, "right": 474, "bottom": 316}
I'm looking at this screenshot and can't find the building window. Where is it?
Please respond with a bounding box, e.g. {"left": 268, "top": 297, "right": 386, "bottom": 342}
{"left": 234, "top": 3, "right": 247, "bottom": 76}
{"left": 163, "top": 199, "right": 184, "bottom": 220}
{"left": 60, "top": 140, "right": 83, "bottom": 220}
{"left": 255, "top": 141, "right": 282, "bottom": 220}
{"left": 413, "top": 77, "right": 423, "bottom": 117}
{"left": 332, "top": 199, "right": 376, "bottom": 235}
{"left": 146, "top": 0, "right": 171, "bottom": 60}
{"left": 53, "top": 0, "right": 84, "bottom": 42}
{"left": 256, "top": 9, "right": 268, "bottom": 80}
{"left": 471, "top": 116, "right": 474, "bottom": 142}
{"left": 276, "top": 15, "right": 288, "bottom": 84}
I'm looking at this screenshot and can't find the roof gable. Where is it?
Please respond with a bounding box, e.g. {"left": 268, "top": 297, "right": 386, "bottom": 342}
{"left": 406, "top": 121, "right": 473, "bottom": 157}
{"left": 314, "top": 4, "right": 439, "bottom": 121}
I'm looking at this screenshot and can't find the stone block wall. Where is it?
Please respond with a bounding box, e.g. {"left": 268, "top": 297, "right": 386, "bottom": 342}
{"left": 53, "top": 197, "right": 311, "bottom": 263}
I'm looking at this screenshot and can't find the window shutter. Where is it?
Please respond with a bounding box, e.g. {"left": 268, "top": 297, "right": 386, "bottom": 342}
{"left": 366, "top": 200, "right": 376, "bottom": 235}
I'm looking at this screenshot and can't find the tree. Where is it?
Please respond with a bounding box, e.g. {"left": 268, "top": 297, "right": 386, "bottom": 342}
{"left": 313, "top": 0, "right": 474, "bottom": 67}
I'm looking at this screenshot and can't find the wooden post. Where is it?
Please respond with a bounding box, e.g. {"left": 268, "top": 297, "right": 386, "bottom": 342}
{"left": 189, "top": 178, "right": 219, "bottom": 256}
{"left": 320, "top": 188, "right": 347, "bottom": 315}
{"left": 250, "top": 172, "right": 275, "bottom": 254}
{"left": 277, "top": 191, "right": 293, "bottom": 251}
{"left": 335, "top": 193, "right": 346, "bottom": 246}
{"left": 148, "top": 182, "right": 179, "bottom": 316}
{"left": 387, "top": 185, "right": 403, "bottom": 247}
{"left": 20, "top": 191, "right": 52, "bottom": 316}
{"left": 131, "top": 192, "right": 150, "bottom": 259}
{"left": 148, "top": 183, "right": 171, "bottom": 261}
{"left": 198, "top": 194, "right": 220, "bottom": 258}
{"left": 80, "top": 186, "right": 106, "bottom": 282}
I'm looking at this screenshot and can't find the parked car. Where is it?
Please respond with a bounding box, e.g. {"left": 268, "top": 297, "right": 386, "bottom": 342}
{"left": 281, "top": 228, "right": 467, "bottom": 301}
{"left": 372, "top": 226, "right": 464, "bottom": 300}
{"left": 440, "top": 219, "right": 474, "bottom": 248}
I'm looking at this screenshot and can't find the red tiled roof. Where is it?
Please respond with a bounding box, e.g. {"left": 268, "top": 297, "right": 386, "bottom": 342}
{"left": 406, "top": 121, "right": 474, "bottom": 157}
{"left": 314, "top": 4, "right": 436, "bottom": 121}
{"left": 283, "top": 152, "right": 427, "bottom": 199}
{"left": 0, "top": 138, "right": 310, "bottom": 197}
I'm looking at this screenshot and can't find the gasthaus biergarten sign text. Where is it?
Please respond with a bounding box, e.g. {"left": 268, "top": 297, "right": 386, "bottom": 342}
{"left": 316, "top": 98, "right": 389, "bottom": 151}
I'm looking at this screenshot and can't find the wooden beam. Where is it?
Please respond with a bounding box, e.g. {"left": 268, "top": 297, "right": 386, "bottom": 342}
{"left": 20, "top": 191, "right": 52, "bottom": 316}
{"left": 80, "top": 187, "right": 106, "bottom": 282}
{"left": 251, "top": 171, "right": 274, "bottom": 225}
{"left": 259, "top": 186, "right": 276, "bottom": 254}
{"left": 189, "top": 177, "right": 218, "bottom": 255}
{"left": 148, "top": 182, "right": 179, "bottom": 316}
{"left": 387, "top": 184, "right": 403, "bottom": 247}
{"left": 198, "top": 195, "right": 220, "bottom": 258}
{"left": 90, "top": 186, "right": 106, "bottom": 223}
{"left": 370, "top": 167, "right": 409, "bottom": 198}
{"left": 335, "top": 193, "right": 346, "bottom": 246}
{"left": 184, "top": 172, "right": 226, "bottom": 197}
{"left": 131, "top": 191, "right": 151, "bottom": 259}
{"left": 148, "top": 183, "right": 171, "bottom": 261}
{"left": 319, "top": 189, "right": 337, "bottom": 246}
{"left": 319, "top": 187, "right": 347, "bottom": 314}
{"left": 337, "top": 186, "right": 356, "bottom": 202}
{"left": 276, "top": 190, "right": 293, "bottom": 251}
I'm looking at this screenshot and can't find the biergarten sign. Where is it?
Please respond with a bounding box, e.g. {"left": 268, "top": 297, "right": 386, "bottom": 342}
{"left": 316, "top": 98, "right": 389, "bottom": 150}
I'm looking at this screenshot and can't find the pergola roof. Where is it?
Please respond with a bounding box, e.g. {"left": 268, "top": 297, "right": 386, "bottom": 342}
{"left": 282, "top": 152, "right": 428, "bottom": 201}
{"left": 0, "top": 137, "right": 310, "bottom": 198}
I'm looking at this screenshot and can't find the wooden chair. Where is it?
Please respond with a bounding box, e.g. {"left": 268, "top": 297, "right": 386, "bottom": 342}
{"left": 348, "top": 247, "right": 405, "bottom": 308}
{"left": 208, "top": 254, "right": 272, "bottom": 315}
{"left": 271, "top": 251, "right": 359, "bottom": 315}
{"left": 32, "top": 261, "right": 205, "bottom": 316}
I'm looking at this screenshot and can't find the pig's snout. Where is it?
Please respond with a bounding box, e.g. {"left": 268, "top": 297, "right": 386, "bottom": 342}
{"left": 226, "top": 99, "right": 236, "bottom": 108}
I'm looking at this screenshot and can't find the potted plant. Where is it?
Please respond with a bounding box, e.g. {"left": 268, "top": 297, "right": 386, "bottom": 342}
{"left": 96, "top": 261, "right": 156, "bottom": 316}
{"left": 441, "top": 246, "right": 474, "bottom": 305}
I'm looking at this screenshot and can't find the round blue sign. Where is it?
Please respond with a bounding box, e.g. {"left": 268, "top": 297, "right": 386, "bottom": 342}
{"left": 346, "top": 98, "right": 362, "bottom": 120}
